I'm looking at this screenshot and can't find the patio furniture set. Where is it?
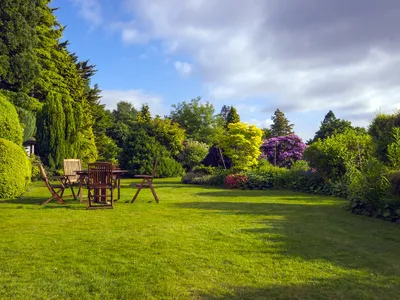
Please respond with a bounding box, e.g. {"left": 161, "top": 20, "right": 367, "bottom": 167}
{"left": 39, "top": 159, "right": 159, "bottom": 209}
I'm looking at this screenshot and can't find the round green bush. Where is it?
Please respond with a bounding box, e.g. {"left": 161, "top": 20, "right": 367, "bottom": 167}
{"left": 0, "top": 93, "right": 23, "bottom": 145}
{"left": 0, "top": 138, "right": 31, "bottom": 199}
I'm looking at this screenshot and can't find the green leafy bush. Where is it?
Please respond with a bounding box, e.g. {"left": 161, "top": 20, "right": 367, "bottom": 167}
{"left": 0, "top": 93, "right": 23, "bottom": 145}
{"left": 347, "top": 158, "right": 390, "bottom": 216}
{"left": 303, "top": 129, "right": 373, "bottom": 181}
{"left": 157, "top": 157, "right": 185, "bottom": 178}
{"left": 178, "top": 139, "right": 209, "bottom": 171}
{"left": 245, "top": 172, "right": 273, "bottom": 189}
{"left": 192, "top": 165, "right": 215, "bottom": 175}
{"left": 369, "top": 112, "right": 400, "bottom": 162}
{"left": 0, "top": 138, "right": 31, "bottom": 199}
{"left": 29, "top": 154, "right": 41, "bottom": 181}
{"left": 120, "top": 128, "right": 184, "bottom": 178}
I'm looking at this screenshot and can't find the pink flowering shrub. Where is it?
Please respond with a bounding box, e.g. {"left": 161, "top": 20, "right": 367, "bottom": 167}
{"left": 225, "top": 174, "right": 248, "bottom": 189}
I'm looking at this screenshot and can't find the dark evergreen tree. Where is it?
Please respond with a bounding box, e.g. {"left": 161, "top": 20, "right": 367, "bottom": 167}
{"left": 37, "top": 92, "right": 66, "bottom": 169}
{"left": 225, "top": 106, "right": 240, "bottom": 127}
{"left": 309, "top": 110, "right": 352, "bottom": 144}
{"left": 262, "top": 128, "right": 272, "bottom": 140}
{"left": 0, "top": 0, "right": 40, "bottom": 93}
{"left": 270, "top": 109, "right": 294, "bottom": 137}
{"left": 220, "top": 105, "right": 231, "bottom": 121}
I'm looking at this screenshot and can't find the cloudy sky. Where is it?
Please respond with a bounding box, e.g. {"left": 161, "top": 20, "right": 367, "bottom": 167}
{"left": 54, "top": 0, "right": 400, "bottom": 139}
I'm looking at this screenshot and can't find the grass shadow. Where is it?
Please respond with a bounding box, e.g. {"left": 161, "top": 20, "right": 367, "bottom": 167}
{"left": 175, "top": 199, "right": 400, "bottom": 277}
{"left": 199, "top": 274, "right": 399, "bottom": 299}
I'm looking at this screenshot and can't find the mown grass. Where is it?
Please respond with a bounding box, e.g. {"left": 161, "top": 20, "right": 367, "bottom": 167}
{"left": 1, "top": 178, "right": 400, "bottom": 299}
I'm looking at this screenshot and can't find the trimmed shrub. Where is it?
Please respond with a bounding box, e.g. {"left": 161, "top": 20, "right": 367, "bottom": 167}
{"left": 245, "top": 172, "right": 273, "bottom": 190}
{"left": 157, "top": 157, "right": 185, "bottom": 178}
{"left": 0, "top": 93, "right": 23, "bottom": 145}
{"left": 178, "top": 139, "right": 209, "bottom": 171}
{"left": 0, "top": 138, "right": 31, "bottom": 199}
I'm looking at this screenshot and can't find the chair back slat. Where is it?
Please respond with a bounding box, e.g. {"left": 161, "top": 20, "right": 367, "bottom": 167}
{"left": 63, "top": 159, "right": 82, "bottom": 183}
{"left": 39, "top": 164, "right": 48, "bottom": 182}
{"left": 88, "top": 162, "right": 113, "bottom": 186}
{"left": 39, "top": 163, "right": 55, "bottom": 193}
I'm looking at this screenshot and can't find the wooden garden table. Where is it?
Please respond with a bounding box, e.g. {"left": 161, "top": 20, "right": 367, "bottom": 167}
{"left": 75, "top": 169, "right": 127, "bottom": 203}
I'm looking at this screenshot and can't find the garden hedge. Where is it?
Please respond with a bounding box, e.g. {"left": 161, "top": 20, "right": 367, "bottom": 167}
{"left": 0, "top": 138, "right": 31, "bottom": 199}
{"left": 0, "top": 93, "right": 23, "bottom": 145}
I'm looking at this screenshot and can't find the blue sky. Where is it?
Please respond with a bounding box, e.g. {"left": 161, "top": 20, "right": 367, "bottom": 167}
{"left": 53, "top": 0, "right": 400, "bottom": 140}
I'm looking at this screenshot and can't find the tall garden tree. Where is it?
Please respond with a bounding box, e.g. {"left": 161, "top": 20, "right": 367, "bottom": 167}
{"left": 170, "top": 97, "right": 219, "bottom": 144}
{"left": 260, "top": 134, "right": 306, "bottom": 167}
{"left": 0, "top": 0, "right": 40, "bottom": 94}
{"left": 107, "top": 101, "right": 139, "bottom": 148}
{"left": 270, "top": 109, "right": 294, "bottom": 137}
{"left": 219, "top": 105, "right": 231, "bottom": 121}
{"left": 218, "top": 122, "right": 263, "bottom": 170}
{"left": 225, "top": 106, "right": 240, "bottom": 127}
{"left": 369, "top": 112, "right": 400, "bottom": 162}
{"left": 309, "top": 110, "right": 352, "bottom": 144}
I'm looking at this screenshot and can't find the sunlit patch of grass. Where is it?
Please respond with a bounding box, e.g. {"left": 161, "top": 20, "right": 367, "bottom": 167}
{"left": 0, "top": 179, "right": 399, "bottom": 299}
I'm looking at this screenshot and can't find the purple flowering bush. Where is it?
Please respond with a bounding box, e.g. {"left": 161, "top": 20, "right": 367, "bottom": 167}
{"left": 260, "top": 134, "right": 307, "bottom": 168}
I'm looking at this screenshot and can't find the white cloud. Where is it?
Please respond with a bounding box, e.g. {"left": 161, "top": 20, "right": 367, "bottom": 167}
{"left": 174, "top": 61, "right": 193, "bottom": 77}
{"left": 69, "top": 0, "right": 102, "bottom": 26}
{"left": 109, "top": 21, "right": 149, "bottom": 44}
{"left": 100, "top": 89, "right": 164, "bottom": 116}
{"left": 120, "top": 0, "right": 400, "bottom": 126}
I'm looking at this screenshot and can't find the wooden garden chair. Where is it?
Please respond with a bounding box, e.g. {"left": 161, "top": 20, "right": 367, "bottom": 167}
{"left": 39, "top": 164, "right": 74, "bottom": 205}
{"left": 87, "top": 162, "right": 114, "bottom": 210}
{"left": 63, "top": 159, "right": 83, "bottom": 200}
{"left": 131, "top": 160, "right": 159, "bottom": 203}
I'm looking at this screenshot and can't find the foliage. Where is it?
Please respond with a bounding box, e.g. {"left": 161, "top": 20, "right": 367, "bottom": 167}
{"left": 29, "top": 154, "right": 41, "bottom": 182}
{"left": 309, "top": 110, "right": 353, "bottom": 144}
{"left": 0, "top": 93, "right": 23, "bottom": 145}
{"left": 225, "top": 106, "right": 240, "bottom": 127}
{"left": 156, "top": 157, "right": 185, "bottom": 178}
{"left": 16, "top": 107, "right": 36, "bottom": 142}
{"left": 368, "top": 112, "right": 400, "bottom": 162}
{"left": 347, "top": 158, "right": 391, "bottom": 216}
{"left": 260, "top": 134, "right": 306, "bottom": 167}
{"left": 0, "top": 138, "right": 31, "bottom": 199}
{"left": 96, "top": 135, "right": 120, "bottom": 164}
{"left": 244, "top": 172, "right": 274, "bottom": 190}
{"left": 219, "top": 105, "right": 231, "bottom": 121}
{"left": 0, "top": 0, "right": 40, "bottom": 93}
{"left": 202, "top": 144, "right": 232, "bottom": 169}
{"left": 261, "top": 128, "right": 272, "bottom": 140}
{"left": 192, "top": 165, "right": 215, "bottom": 175}
{"left": 387, "top": 127, "right": 400, "bottom": 169}
{"left": 303, "top": 129, "right": 373, "bottom": 181}
{"left": 119, "top": 128, "right": 183, "bottom": 178}
{"left": 224, "top": 174, "right": 247, "bottom": 189}
{"left": 270, "top": 109, "right": 294, "bottom": 137}
{"left": 149, "top": 117, "right": 185, "bottom": 156}
{"left": 178, "top": 140, "right": 209, "bottom": 171}
{"left": 170, "top": 97, "right": 219, "bottom": 144}
{"left": 36, "top": 92, "right": 66, "bottom": 169}
{"left": 218, "top": 122, "right": 263, "bottom": 171}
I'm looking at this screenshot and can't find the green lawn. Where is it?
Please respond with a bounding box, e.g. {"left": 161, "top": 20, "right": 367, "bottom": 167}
{"left": 1, "top": 179, "right": 400, "bottom": 299}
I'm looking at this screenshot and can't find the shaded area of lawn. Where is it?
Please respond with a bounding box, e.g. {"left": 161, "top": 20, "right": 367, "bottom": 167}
{"left": 0, "top": 179, "right": 399, "bottom": 299}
